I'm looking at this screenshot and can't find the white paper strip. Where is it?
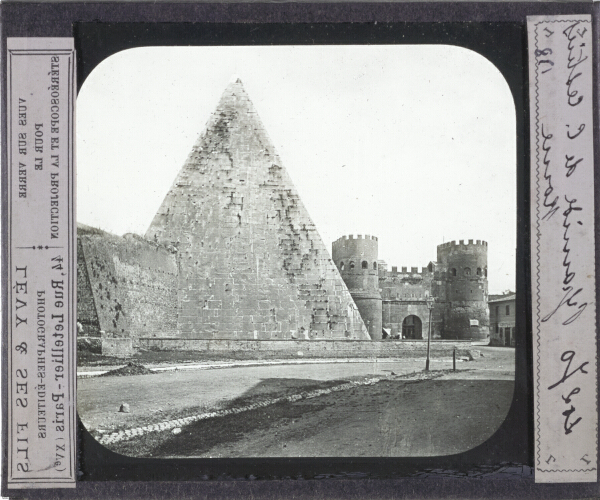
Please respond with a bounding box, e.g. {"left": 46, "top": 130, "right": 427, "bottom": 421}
{"left": 528, "top": 15, "right": 597, "bottom": 483}
{"left": 6, "top": 38, "right": 77, "bottom": 489}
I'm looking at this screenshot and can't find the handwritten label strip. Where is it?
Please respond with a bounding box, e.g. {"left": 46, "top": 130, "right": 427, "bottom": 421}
{"left": 7, "top": 38, "right": 76, "bottom": 489}
{"left": 528, "top": 15, "right": 597, "bottom": 483}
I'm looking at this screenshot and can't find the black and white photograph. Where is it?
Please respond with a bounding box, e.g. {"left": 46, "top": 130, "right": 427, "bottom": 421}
{"left": 75, "top": 45, "right": 516, "bottom": 459}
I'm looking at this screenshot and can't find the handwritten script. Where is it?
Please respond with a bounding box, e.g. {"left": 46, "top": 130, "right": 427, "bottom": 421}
{"left": 528, "top": 15, "right": 596, "bottom": 483}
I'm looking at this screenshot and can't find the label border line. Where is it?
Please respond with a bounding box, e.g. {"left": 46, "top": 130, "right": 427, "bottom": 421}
{"left": 6, "top": 42, "right": 77, "bottom": 487}
{"left": 530, "top": 17, "right": 597, "bottom": 479}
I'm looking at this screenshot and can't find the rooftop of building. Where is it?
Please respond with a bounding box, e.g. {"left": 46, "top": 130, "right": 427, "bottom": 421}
{"left": 489, "top": 292, "right": 516, "bottom": 303}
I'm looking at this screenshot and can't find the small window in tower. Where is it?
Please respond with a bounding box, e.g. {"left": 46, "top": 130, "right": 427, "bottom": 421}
{"left": 506, "top": 305, "right": 510, "bottom": 315}
{"left": 340, "top": 261, "right": 345, "bottom": 271}
{"left": 362, "top": 261, "right": 368, "bottom": 269}
{"left": 451, "top": 268, "right": 457, "bottom": 276}
{"left": 477, "top": 267, "right": 482, "bottom": 276}
{"left": 373, "top": 262, "right": 377, "bottom": 270}
{"left": 350, "top": 261, "right": 355, "bottom": 269}
{"left": 484, "top": 267, "right": 488, "bottom": 277}
{"left": 464, "top": 267, "right": 471, "bottom": 276}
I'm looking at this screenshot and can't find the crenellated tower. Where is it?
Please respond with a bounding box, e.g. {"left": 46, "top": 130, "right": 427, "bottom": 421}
{"left": 434, "top": 239, "right": 489, "bottom": 340}
{"left": 332, "top": 235, "right": 383, "bottom": 339}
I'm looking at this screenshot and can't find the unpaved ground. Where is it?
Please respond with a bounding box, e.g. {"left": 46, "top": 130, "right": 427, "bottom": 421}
{"left": 80, "top": 347, "right": 514, "bottom": 457}
{"left": 79, "top": 359, "right": 457, "bottom": 433}
{"left": 110, "top": 372, "right": 513, "bottom": 458}
{"left": 192, "top": 378, "right": 513, "bottom": 458}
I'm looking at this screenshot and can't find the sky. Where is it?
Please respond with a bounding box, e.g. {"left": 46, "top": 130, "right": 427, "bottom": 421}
{"left": 77, "top": 45, "right": 516, "bottom": 294}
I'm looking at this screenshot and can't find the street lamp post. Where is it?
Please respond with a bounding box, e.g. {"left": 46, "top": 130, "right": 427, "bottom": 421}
{"left": 425, "top": 295, "right": 435, "bottom": 371}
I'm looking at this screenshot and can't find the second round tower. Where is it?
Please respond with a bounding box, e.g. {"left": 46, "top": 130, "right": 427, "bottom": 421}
{"left": 435, "top": 239, "right": 489, "bottom": 340}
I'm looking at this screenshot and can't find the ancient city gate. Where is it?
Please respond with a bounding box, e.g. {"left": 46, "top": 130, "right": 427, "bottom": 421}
{"left": 402, "top": 315, "right": 423, "bottom": 339}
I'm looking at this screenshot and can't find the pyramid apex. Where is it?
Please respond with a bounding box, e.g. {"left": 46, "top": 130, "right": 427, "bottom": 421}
{"left": 228, "top": 74, "right": 243, "bottom": 85}
{"left": 220, "top": 76, "right": 248, "bottom": 101}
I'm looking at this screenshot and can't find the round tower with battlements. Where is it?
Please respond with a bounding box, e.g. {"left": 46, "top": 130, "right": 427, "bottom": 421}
{"left": 435, "top": 239, "right": 489, "bottom": 340}
{"left": 332, "top": 235, "right": 383, "bottom": 340}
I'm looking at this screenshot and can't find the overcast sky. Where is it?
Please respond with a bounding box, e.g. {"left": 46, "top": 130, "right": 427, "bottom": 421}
{"left": 77, "top": 45, "right": 516, "bottom": 294}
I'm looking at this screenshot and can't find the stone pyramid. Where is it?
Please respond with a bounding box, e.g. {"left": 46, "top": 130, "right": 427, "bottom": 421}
{"left": 146, "top": 79, "right": 369, "bottom": 340}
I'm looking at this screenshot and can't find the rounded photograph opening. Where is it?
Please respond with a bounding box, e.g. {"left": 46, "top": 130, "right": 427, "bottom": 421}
{"left": 77, "top": 44, "right": 516, "bottom": 458}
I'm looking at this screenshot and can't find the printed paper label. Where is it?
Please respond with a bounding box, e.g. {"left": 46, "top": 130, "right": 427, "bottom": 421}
{"left": 6, "top": 37, "right": 77, "bottom": 489}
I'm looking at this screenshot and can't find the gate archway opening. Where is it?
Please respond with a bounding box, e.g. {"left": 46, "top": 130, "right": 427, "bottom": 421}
{"left": 402, "top": 315, "right": 423, "bottom": 339}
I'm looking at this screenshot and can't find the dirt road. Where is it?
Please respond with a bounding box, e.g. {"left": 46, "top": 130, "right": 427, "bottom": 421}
{"left": 190, "top": 378, "right": 513, "bottom": 458}
{"left": 110, "top": 370, "right": 513, "bottom": 458}
{"left": 79, "top": 358, "right": 468, "bottom": 433}
{"left": 81, "top": 347, "right": 514, "bottom": 457}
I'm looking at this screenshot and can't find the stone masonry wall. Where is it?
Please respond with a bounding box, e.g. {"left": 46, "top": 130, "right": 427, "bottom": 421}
{"left": 381, "top": 301, "right": 433, "bottom": 339}
{"left": 435, "top": 240, "right": 489, "bottom": 340}
{"left": 77, "top": 236, "right": 101, "bottom": 336}
{"left": 139, "top": 338, "right": 472, "bottom": 359}
{"left": 101, "top": 338, "right": 135, "bottom": 358}
{"left": 378, "top": 266, "right": 439, "bottom": 338}
{"left": 332, "top": 235, "right": 382, "bottom": 339}
{"left": 146, "top": 79, "right": 368, "bottom": 341}
{"left": 77, "top": 225, "right": 178, "bottom": 341}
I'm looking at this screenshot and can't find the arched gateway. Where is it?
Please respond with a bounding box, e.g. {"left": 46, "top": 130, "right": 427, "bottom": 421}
{"left": 402, "top": 315, "right": 423, "bottom": 339}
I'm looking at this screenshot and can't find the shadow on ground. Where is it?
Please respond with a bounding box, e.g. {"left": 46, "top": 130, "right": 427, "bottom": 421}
{"left": 223, "top": 377, "right": 352, "bottom": 404}
{"left": 109, "top": 376, "right": 513, "bottom": 459}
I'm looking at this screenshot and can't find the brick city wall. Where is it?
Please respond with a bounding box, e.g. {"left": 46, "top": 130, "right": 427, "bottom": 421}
{"left": 77, "top": 225, "right": 178, "bottom": 340}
